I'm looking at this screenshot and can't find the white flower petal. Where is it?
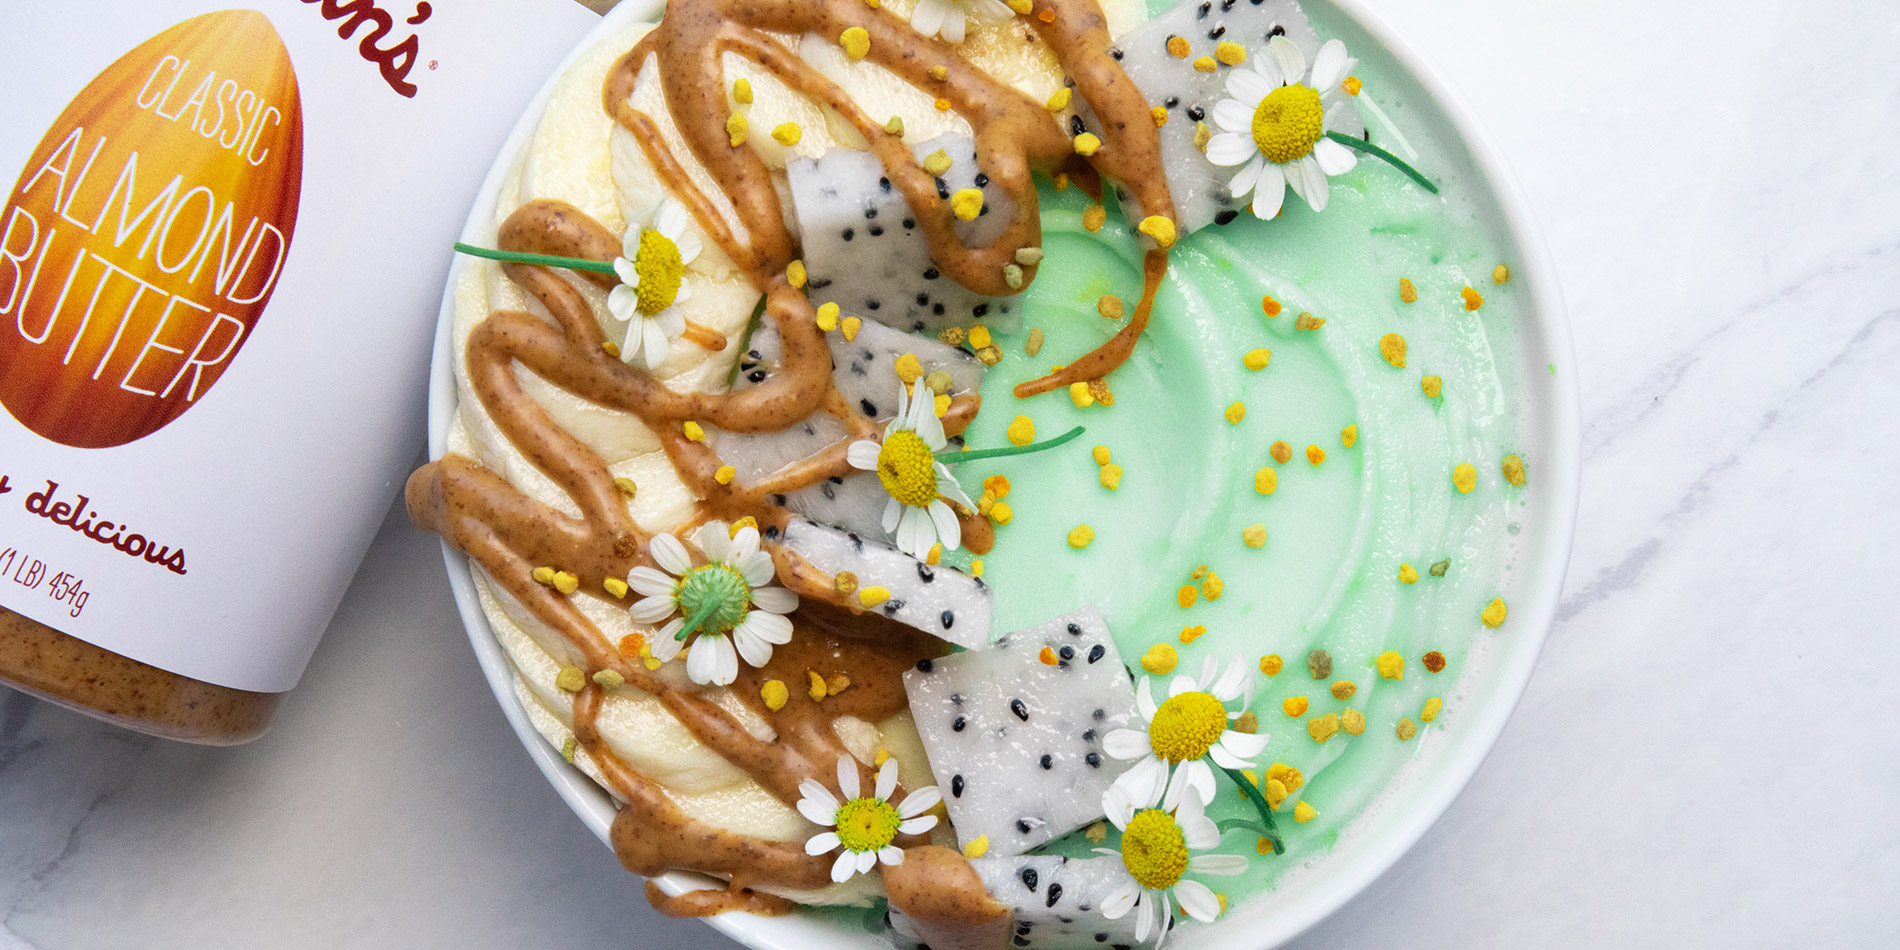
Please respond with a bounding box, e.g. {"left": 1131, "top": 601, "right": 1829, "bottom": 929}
{"left": 1190, "top": 853, "right": 1250, "bottom": 876}
{"left": 1168, "top": 674, "right": 1200, "bottom": 699}
{"left": 1211, "top": 655, "right": 1248, "bottom": 701}
{"left": 650, "top": 623, "right": 685, "bottom": 660}
{"left": 837, "top": 754, "right": 861, "bottom": 800}
{"left": 685, "top": 634, "right": 723, "bottom": 684}
{"left": 695, "top": 521, "right": 732, "bottom": 564}
{"left": 1161, "top": 759, "right": 1193, "bottom": 811}
{"left": 897, "top": 814, "right": 938, "bottom": 835}
{"left": 898, "top": 505, "right": 935, "bottom": 560}
{"left": 1252, "top": 162, "right": 1287, "bottom": 218}
{"left": 1207, "top": 743, "right": 1253, "bottom": 770}
{"left": 733, "top": 624, "right": 775, "bottom": 668}
{"left": 751, "top": 585, "right": 799, "bottom": 615}
{"left": 1230, "top": 156, "right": 1264, "bottom": 199}
{"left": 1197, "top": 655, "right": 1218, "bottom": 689}
{"left": 1310, "top": 39, "right": 1350, "bottom": 92}
{"left": 899, "top": 785, "right": 941, "bottom": 817}
{"left": 1112, "top": 755, "right": 1169, "bottom": 814}
{"left": 613, "top": 256, "right": 640, "bottom": 285}
{"left": 1218, "top": 728, "right": 1270, "bottom": 760}
{"left": 1133, "top": 892, "right": 1154, "bottom": 942}
{"left": 1204, "top": 132, "right": 1255, "bottom": 167}
{"left": 875, "top": 758, "right": 900, "bottom": 801}
{"left": 1182, "top": 761, "right": 1217, "bottom": 815}
{"left": 628, "top": 595, "right": 677, "bottom": 624}
{"left": 1212, "top": 98, "right": 1254, "bottom": 135}
{"left": 799, "top": 777, "right": 839, "bottom": 813}
{"left": 1136, "top": 677, "right": 1158, "bottom": 720}
{"left": 1226, "top": 66, "right": 1270, "bottom": 104}
{"left": 649, "top": 533, "right": 692, "bottom": 576}
{"left": 934, "top": 468, "right": 977, "bottom": 510}
{"left": 857, "top": 849, "right": 879, "bottom": 874}
{"left": 738, "top": 610, "right": 794, "bottom": 647}
{"left": 882, "top": 496, "right": 903, "bottom": 533}
{"left": 719, "top": 639, "right": 739, "bottom": 684}
{"left": 927, "top": 499, "right": 962, "bottom": 553}
{"left": 627, "top": 566, "right": 676, "bottom": 597}
{"left": 656, "top": 200, "right": 688, "bottom": 241}
{"left": 1301, "top": 156, "right": 1331, "bottom": 212}
{"left": 607, "top": 284, "right": 638, "bottom": 322}
{"left": 641, "top": 318, "right": 670, "bottom": 369}
{"left": 805, "top": 831, "right": 840, "bottom": 856}
{"left": 730, "top": 525, "right": 760, "bottom": 560}
{"left": 847, "top": 439, "right": 882, "bottom": 471}
{"left": 1102, "top": 781, "right": 1139, "bottom": 828}
{"left": 941, "top": 4, "right": 967, "bottom": 42}
{"left": 1267, "top": 35, "right": 1305, "bottom": 86}
{"left": 974, "top": 0, "right": 1013, "bottom": 18}
{"left": 1314, "top": 135, "right": 1358, "bottom": 176}
{"left": 831, "top": 850, "right": 858, "bottom": 883}
{"left": 879, "top": 845, "right": 906, "bottom": 867}
{"left": 675, "top": 230, "right": 702, "bottom": 265}
{"left": 1100, "top": 880, "right": 1141, "bottom": 920}
{"left": 1173, "top": 879, "right": 1221, "bottom": 923}
{"left": 910, "top": 0, "right": 948, "bottom": 39}
{"left": 799, "top": 796, "right": 840, "bottom": 826}
{"left": 736, "top": 550, "right": 775, "bottom": 588}
{"left": 1104, "top": 727, "right": 1151, "bottom": 761}
{"left": 1251, "top": 52, "right": 1283, "bottom": 89}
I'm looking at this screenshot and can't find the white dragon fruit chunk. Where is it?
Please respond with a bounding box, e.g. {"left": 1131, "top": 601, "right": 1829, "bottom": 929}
{"left": 1077, "top": 0, "right": 1363, "bottom": 236}
{"left": 903, "top": 607, "right": 1138, "bottom": 858}
{"left": 774, "top": 517, "right": 992, "bottom": 649}
{"left": 886, "top": 854, "right": 1144, "bottom": 950}
{"left": 787, "top": 135, "right": 1021, "bottom": 334}
{"left": 718, "top": 318, "right": 985, "bottom": 540}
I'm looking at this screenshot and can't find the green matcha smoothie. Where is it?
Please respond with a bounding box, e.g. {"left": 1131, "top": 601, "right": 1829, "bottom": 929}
{"left": 947, "top": 100, "right": 1532, "bottom": 902}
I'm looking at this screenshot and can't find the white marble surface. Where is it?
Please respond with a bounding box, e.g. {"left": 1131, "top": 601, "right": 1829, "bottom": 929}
{"left": 6, "top": 0, "right": 1900, "bottom": 946}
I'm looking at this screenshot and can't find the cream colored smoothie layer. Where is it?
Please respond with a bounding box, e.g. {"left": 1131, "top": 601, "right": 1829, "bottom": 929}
{"left": 444, "top": 6, "right": 1142, "bottom": 908}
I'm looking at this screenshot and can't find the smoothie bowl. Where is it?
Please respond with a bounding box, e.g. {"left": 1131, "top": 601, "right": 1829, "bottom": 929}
{"left": 411, "top": 0, "right": 1578, "bottom": 945}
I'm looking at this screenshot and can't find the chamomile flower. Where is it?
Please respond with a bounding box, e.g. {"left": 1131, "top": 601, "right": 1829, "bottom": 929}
{"left": 1095, "top": 784, "right": 1247, "bottom": 947}
{"left": 1205, "top": 36, "right": 1360, "bottom": 218}
{"left": 609, "top": 198, "right": 703, "bottom": 370}
{"left": 1104, "top": 655, "right": 1267, "bottom": 812}
{"left": 628, "top": 520, "right": 797, "bottom": 687}
{"left": 846, "top": 379, "right": 977, "bottom": 560}
{"left": 910, "top": 0, "right": 1013, "bottom": 44}
{"left": 798, "top": 754, "right": 941, "bottom": 883}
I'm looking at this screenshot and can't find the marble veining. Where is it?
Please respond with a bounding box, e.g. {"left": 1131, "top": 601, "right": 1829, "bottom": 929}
{"left": 4, "top": 0, "right": 1899, "bottom": 947}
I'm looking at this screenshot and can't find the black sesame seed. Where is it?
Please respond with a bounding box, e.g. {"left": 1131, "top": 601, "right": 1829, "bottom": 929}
{"left": 973, "top": 303, "right": 990, "bottom": 316}
{"left": 1020, "top": 867, "right": 1039, "bottom": 891}
{"left": 1011, "top": 699, "right": 1029, "bottom": 721}
{"left": 842, "top": 228, "right": 855, "bottom": 241}
{"left": 829, "top": 475, "right": 844, "bottom": 485}
{"left": 1095, "top": 934, "right": 1108, "bottom": 943}
{"left": 974, "top": 172, "right": 990, "bottom": 187}
{"left": 1222, "top": 0, "right": 1236, "bottom": 8}
{"left": 763, "top": 525, "right": 780, "bottom": 539}
{"left": 917, "top": 659, "right": 934, "bottom": 672}
{"left": 952, "top": 774, "right": 964, "bottom": 796}
{"left": 821, "top": 482, "right": 836, "bottom": 500}
{"left": 1093, "top": 708, "right": 1106, "bottom": 720}
{"left": 865, "top": 208, "right": 878, "bottom": 219}
{"left": 867, "top": 299, "right": 881, "bottom": 310}
{"left": 1164, "top": 95, "right": 1180, "bottom": 108}
{"left": 1059, "top": 646, "right": 1075, "bottom": 660}
{"left": 1082, "top": 728, "right": 1096, "bottom": 742}
{"left": 869, "top": 225, "right": 884, "bottom": 236}
{"left": 1014, "top": 938, "right": 1030, "bottom": 947}
{"left": 1039, "top": 754, "right": 1053, "bottom": 770}
{"left": 951, "top": 692, "right": 964, "bottom": 704}
{"left": 932, "top": 303, "right": 946, "bottom": 315}
{"left": 860, "top": 398, "right": 878, "bottom": 416}
{"left": 1070, "top": 114, "right": 1086, "bottom": 135}
{"left": 879, "top": 176, "right": 892, "bottom": 191}
{"left": 936, "top": 179, "right": 950, "bottom": 199}
{"left": 883, "top": 600, "right": 903, "bottom": 615}
{"left": 1268, "top": 24, "right": 1286, "bottom": 38}
{"left": 1187, "top": 105, "right": 1206, "bottom": 122}
{"left": 771, "top": 493, "right": 787, "bottom": 506}
{"left": 917, "top": 563, "right": 935, "bottom": 582}
{"left": 1017, "top": 819, "right": 1032, "bottom": 834}
{"left": 903, "top": 218, "right": 916, "bottom": 229}
{"left": 1066, "top": 622, "right": 1082, "bottom": 635}
{"left": 1196, "top": 1, "right": 1210, "bottom": 18}
{"left": 917, "top": 292, "right": 931, "bottom": 306}
{"left": 1208, "top": 25, "right": 1226, "bottom": 39}
{"left": 1085, "top": 752, "right": 1102, "bottom": 768}
{"left": 923, "top": 268, "right": 940, "bottom": 280}
{"left": 1110, "top": 47, "right": 1124, "bottom": 60}
{"left": 953, "top": 716, "right": 967, "bottom": 732}
{"left": 1046, "top": 883, "right": 1064, "bottom": 907}
{"left": 809, "top": 277, "right": 832, "bottom": 289}
{"left": 941, "top": 609, "right": 956, "bottom": 629}
{"left": 1088, "top": 644, "right": 1106, "bottom": 663}
{"left": 1215, "top": 209, "right": 1240, "bottom": 226}
{"left": 746, "top": 370, "right": 767, "bottom": 383}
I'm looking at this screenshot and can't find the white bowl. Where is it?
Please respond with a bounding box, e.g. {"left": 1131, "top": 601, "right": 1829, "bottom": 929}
{"left": 425, "top": 1, "right": 1580, "bottom": 946}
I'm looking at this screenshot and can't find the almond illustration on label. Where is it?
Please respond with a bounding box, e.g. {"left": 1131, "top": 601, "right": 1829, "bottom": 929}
{"left": 0, "top": 10, "right": 302, "bottom": 449}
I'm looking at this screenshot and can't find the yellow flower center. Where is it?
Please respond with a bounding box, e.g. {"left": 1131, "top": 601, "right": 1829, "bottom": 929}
{"left": 834, "top": 797, "right": 903, "bottom": 853}
{"left": 876, "top": 429, "right": 940, "bottom": 509}
{"left": 1250, "top": 84, "right": 1325, "bottom": 165}
{"left": 631, "top": 228, "right": 685, "bottom": 316}
{"left": 1120, "top": 808, "right": 1189, "bottom": 891}
{"left": 1147, "top": 691, "right": 1228, "bottom": 763}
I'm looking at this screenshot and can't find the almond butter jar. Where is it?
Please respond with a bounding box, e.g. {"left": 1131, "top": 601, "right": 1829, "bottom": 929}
{"left": 0, "top": 609, "right": 278, "bottom": 744}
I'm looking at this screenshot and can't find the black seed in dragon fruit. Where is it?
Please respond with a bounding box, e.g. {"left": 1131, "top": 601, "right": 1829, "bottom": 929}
{"left": 788, "top": 135, "right": 1021, "bottom": 334}
{"left": 779, "top": 517, "right": 992, "bottom": 650}
{"left": 1075, "top": 0, "right": 1364, "bottom": 236}
{"left": 903, "top": 607, "right": 1137, "bottom": 858}
{"left": 886, "top": 854, "right": 1142, "bottom": 950}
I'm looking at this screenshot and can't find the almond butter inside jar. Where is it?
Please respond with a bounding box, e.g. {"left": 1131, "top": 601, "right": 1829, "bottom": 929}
{"left": 0, "top": 608, "right": 278, "bottom": 744}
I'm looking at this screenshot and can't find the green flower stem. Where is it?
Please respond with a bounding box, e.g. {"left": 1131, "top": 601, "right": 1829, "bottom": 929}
{"left": 1220, "top": 765, "right": 1285, "bottom": 855}
{"left": 726, "top": 294, "right": 768, "bottom": 387}
{"left": 453, "top": 242, "right": 619, "bottom": 275}
{"left": 673, "top": 597, "right": 723, "bottom": 641}
{"left": 1324, "top": 131, "right": 1439, "bottom": 195}
{"left": 940, "top": 425, "right": 1085, "bottom": 463}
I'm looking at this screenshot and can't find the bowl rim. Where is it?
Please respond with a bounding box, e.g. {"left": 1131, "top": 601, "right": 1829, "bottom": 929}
{"left": 424, "top": 0, "right": 1581, "bottom": 946}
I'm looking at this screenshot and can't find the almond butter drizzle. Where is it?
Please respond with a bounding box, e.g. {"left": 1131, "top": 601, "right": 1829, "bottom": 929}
{"left": 405, "top": 0, "right": 1172, "bottom": 925}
